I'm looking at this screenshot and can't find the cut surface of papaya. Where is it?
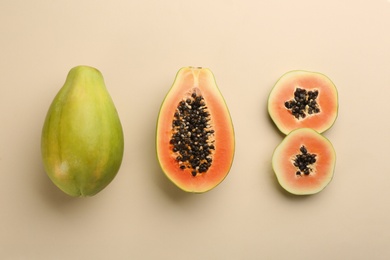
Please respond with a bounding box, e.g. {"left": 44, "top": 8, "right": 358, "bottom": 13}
{"left": 156, "top": 67, "right": 235, "bottom": 193}
{"left": 268, "top": 70, "right": 338, "bottom": 135}
{"left": 272, "top": 128, "right": 336, "bottom": 195}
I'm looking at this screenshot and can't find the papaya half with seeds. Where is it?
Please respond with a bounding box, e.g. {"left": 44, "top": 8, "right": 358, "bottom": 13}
{"left": 268, "top": 70, "right": 338, "bottom": 135}
{"left": 272, "top": 128, "right": 336, "bottom": 195}
{"left": 41, "top": 66, "right": 124, "bottom": 197}
{"left": 156, "top": 67, "right": 235, "bottom": 193}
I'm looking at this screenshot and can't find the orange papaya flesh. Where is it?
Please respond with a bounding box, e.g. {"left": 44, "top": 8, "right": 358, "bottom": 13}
{"left": 156, "top": 67, "right": 235, "bottom": 193}
{"left": 268, "top": 70, "right": 338, "bottom": 135}
{"left": 272, "top": 128, "right": 336, "bottom": 195}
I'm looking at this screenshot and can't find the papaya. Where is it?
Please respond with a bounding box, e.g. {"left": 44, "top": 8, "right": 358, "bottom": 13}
{"left": 156, "top": 67, "right": 235, "bottom": 193}
{"left": 272, "top": 128, "right": 336, "bottom": 195}
{"left": 41, "top": 66, "right": 124, "bottom": 197}
{"left": 268, "top": 70, "right": 338, "bottom": 135}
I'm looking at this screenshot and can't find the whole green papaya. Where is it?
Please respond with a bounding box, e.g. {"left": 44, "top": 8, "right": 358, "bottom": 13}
{"left": 41, "top": 66, "right": 124, "bottom": 197}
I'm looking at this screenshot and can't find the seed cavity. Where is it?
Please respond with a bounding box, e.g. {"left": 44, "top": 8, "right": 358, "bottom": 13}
{"left": 293, "top": 145, "right": 317, "bottom": 176}
{"left": 170, "top": 91, "right": 215, "bottom": 177}
{"left": 285, "top": 88, "right": 320, "bottom": 119}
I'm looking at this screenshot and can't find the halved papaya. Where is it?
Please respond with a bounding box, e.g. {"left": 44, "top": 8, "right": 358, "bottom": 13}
{"left": 272, "top": 128, "right": 336, "bottom": 195}
{"left": 268, "top": 70, "right": 338, "bottom": 135}
{"left": 156, "top": 67, "right": 235, "bottom": 193}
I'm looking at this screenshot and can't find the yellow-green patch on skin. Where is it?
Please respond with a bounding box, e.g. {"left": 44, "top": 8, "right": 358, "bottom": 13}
{"left": 41, "top": 66, "right": 124, "bottom": 197}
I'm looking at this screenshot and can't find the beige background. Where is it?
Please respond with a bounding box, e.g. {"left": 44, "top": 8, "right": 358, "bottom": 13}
{"left": 1, "top": 0, "right": 390, "bottom": 259}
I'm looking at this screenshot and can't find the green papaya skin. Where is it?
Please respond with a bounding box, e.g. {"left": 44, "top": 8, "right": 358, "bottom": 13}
{"left": 41, "top": 66, "right": 124, "bottom": 197}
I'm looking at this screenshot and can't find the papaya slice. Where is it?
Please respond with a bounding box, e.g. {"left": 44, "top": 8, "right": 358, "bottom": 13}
{"left": 41, "top": 66, "right": 124, "bottom": 197}
{"left": 268, "top": 70, "right": 338, "bottom": 135}
{"left": 272, "top": 128, "right": 336, "bottom": 195}
{"left": 156, "top": 67, "right": 235, "bottom": 193}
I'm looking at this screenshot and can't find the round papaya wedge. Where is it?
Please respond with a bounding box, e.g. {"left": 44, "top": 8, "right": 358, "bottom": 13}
{"left": 272, "top": 128, "right": 336, "bottom": 195}
{"left": 268, "top": 70, "right": 338, "bottom": 135}
{"left": 156, "top": 67, "right": 235, "bottom": 193}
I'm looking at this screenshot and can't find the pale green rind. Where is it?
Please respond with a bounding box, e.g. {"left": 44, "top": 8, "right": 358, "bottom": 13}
{"left": 41, "top": 66, "right": 124, "bottom": 197}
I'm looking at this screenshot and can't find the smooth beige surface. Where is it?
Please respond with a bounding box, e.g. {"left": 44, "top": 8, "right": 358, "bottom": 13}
{"left": 1, "top": 1, "right": 390, "bottom": 259}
